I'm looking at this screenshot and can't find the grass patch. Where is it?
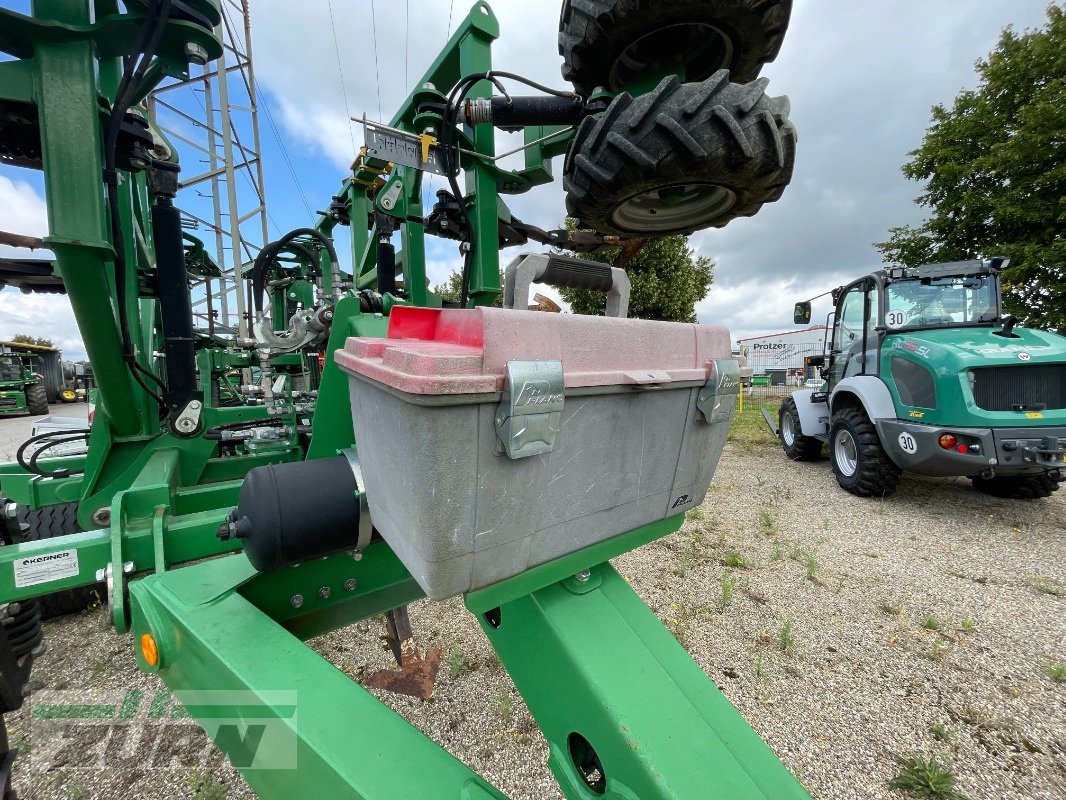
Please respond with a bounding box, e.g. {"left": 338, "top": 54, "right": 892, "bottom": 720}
{"left": 719, "top": 572, "right": 738, "bottom": 609}
{"left": 805, "top": 552, "right": 819, "bottom": 582}
{"left": 929, "top": 722, "right": 951, "bottom": 741}
{"left": 959, "top": 618, "right": 975, "bottom": 633}
{"left": 686, "top": 506, "right": 704, "bottom": 522}
{"left": 757, "top": 508, "right": 776, "bottom": 536}
{"left": 728, "top": 400, "right": 782, "bottom": 447}
{"left": 494, "top": 689, "right": 514, "bottom": 722}
{"left": 721, "top": 551, "right": 748, "bottom": 569}
{"left": 445, "top": 645, "right": 469, "bottom": 680}
{"left": 777, "top": 619, "right": 796, "bottom": 654}
{"left": 920, "top": 615, "right": 942, "bottom": 631}
{"left": 930, "top": 638, "right": 948, "bottom": 661}
{"left": 186, "top": 770, "right": 227, "bottom": 800}
{"left": 1029, "top": 575, "right": 1064, "bottom": 596}
{"left": 1044, "top": 658, "right": 1066, "bottom": 683}
{"left": 889, "top": 757, "right": 966, "bottom": 799}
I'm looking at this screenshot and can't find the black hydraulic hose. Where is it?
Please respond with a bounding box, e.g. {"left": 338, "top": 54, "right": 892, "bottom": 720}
{"left": 440, "top": 71, "right": 579, "bottom": 306}
{"left": 15, "top": 429, "right": 90, "bottom": 478}
{"left": 251, "top": 228, "right": 340, "bottom": 316}
{"left": 104, "top": 0, "right": 173, "bottom": 417}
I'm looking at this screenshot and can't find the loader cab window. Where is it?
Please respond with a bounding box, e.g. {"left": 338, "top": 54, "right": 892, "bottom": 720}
{"left": 885, "top": 275, "right": 998, "bottom": 329}
{"left": 0, "top": 357, "right": 23, "bottom": 383}
{"left": 830, "top": 283, "right": 875, "bottom": 386}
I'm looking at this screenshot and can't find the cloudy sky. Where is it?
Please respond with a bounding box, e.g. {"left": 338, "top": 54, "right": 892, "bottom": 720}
{"left": 0, "top": 0, "right": 1054, "bottom": 359}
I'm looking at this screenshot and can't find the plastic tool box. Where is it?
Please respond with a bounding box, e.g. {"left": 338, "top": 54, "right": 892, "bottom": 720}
{"left": 337, "top": 306, "right": 739, "bottom": 600}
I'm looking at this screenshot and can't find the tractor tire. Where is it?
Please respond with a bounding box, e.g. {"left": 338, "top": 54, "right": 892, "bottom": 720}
{"left": 59, "top": 389, "right": 77, "bottom": 403}
{"left": 779, "top": 397, "right": 822, "bottom": 461}
{"left": 15, "top": 503, "right": 104, "bottom": 619}
{"left": 559, "top": 0, "right": 793, "bottom": 96}
{"left": 828, "top": 406, "right": 901, "bottom": 498}
{"left": 563, "top": 72, "right": 796, "bottom": 236}
{"left": 25, "top": 384, "right": 47, "bottom": 416}
{"left": 970, "top": 471, "right": 1064, "bottom": 500}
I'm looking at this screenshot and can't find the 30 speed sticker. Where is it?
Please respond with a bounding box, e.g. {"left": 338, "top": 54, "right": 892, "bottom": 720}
{"left": 885, "top": 309, "right": 908, "bottom": 328}
{"left": 897, "top": 432, "right": 919, "bottom": 455}
{"left": 14, "top": 549, "right": 79, "bottom": 588}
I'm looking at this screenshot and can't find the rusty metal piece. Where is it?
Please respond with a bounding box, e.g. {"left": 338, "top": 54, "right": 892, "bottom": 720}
{"left": 363, "top": 606, "right": 442, "bottom": 701}
{"left": 0, "top": 230, "right": 45, "bottom": 250}
{"left": 528, "top": 293, "right": 561, "bottom": 313}
{"left": 612, "top": 237, "right": 649, "bottom": 269}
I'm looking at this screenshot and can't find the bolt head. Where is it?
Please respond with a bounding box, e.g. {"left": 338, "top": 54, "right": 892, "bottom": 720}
{"left": 92, "top": 508, "right": 112, "bottom": 527}
{"left": 184, "top": 42, "right": 210, "bottom": 66}
{"left": 318, "top": 586, "right": 331, "bottom": 600}
{"left": 575, "top": 569, "right": 591, "bottom": 582}
{"left": 290, "top": 594, "right": 304, "bottom": 609}
{"left": 344, "top": 579, "right": 357, "bottom": 592}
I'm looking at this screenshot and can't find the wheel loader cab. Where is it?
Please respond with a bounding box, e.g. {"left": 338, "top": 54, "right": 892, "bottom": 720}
{"left": 826, "top": 277, "right": 880, "bottom": 390}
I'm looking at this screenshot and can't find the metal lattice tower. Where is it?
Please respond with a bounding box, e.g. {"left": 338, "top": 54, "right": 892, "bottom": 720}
{"left": 148, "top": 0, "right": 267, "bottom": 339}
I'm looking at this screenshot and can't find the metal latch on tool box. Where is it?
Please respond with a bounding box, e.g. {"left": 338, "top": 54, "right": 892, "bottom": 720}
{"left": 696, "top": 359, "right": 741, "bottom": 424}
{"left": 495, "top": 360, "right": 564, "bottom": 459}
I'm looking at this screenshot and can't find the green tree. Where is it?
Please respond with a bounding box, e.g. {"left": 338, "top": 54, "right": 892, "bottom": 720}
{"left": 559, "top": 233, "right": 713, "bottom": 322}
{"left": 10, "top": 333, "right": 54, "bottom": 348}
{"left": 876, "top": 5, "right": 1066, "bottom": 330}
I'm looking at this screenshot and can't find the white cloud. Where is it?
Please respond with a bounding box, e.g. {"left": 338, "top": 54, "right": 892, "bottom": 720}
{"left": 0, "top": 173, "right": 49, "bottom": 253}
{"left": 0, "top": 175, "right": 85, "bottom": 359}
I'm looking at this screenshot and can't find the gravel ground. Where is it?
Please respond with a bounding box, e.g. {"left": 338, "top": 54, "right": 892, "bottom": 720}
{"left": 0, "top": 404, "right": 89, "bottom": 461}
{"left": 2, "top": 414, "right": 1064, "bottom": 799}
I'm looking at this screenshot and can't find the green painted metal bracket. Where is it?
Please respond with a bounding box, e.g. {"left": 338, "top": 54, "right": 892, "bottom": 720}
{"left": 129, "top": 552, "right": 508, "bottom": 800}
{"left": 305, "top": 300, "right": 388, "bottom": 460}
{"left": 474, "top": 562, "right": 812, "bottom": 800}
{"left": 465, "top": 514, "right": 683, "bottom": 614}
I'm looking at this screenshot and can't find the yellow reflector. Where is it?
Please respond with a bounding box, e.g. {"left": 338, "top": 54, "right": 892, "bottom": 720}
{"left": 140, "top": 632, "right": 159, "bottom": 666}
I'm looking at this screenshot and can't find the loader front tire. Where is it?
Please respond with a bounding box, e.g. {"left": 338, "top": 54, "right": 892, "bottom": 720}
{"left": 559, "top": 0, "right": 793, "bottom": 95}
{"left": 563, "top": 72, "right": 796, "bottom": 236}
{"left": 828, "top": 406, "right": 901, "bottom": 498}
{"left": 779, "top": 397, "right": 822, "bottom": 461}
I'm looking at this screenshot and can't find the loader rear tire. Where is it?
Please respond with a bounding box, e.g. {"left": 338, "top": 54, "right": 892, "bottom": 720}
{"left": 779, "top": 397, "right": 822, "bottom": 461}
{"left": 559, "top": 0, "right": 793, "bottom": 95}
{"left": 563, "top": 72, "right": 796, "bottom": 236}
{"left": 970, "top": 471, "right": 1064, "bottom": 500}
{"left": 16, "top": 503, "right": 104, "bottom": 619}
{"left": 828, "top": 406, "right": 901, "bottom": 498}
{"left": 25, "top": 384, "right": 47, "bottom": 416}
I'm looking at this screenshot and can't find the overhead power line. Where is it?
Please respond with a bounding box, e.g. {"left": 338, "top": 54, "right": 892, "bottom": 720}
{"left": 326, "top": 0, "right": 358, "bottom": 156}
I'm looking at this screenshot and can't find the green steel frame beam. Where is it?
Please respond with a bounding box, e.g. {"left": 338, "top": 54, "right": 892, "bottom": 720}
{"left": 129, "top": 518, "right": 809, "bottom": 799}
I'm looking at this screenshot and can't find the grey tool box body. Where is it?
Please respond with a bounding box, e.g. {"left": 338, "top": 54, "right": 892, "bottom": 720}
{"left": 337, "top": 305, "right": 739, "bottom": 600}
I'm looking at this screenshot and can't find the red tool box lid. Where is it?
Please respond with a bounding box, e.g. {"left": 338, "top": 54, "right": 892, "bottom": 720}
{"left": 336, "top": 306, "right": 731, "bottom": 395}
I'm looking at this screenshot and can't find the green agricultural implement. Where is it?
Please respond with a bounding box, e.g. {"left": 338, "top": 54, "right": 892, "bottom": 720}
{"left": 770, "top": 260, "right": 1066, "bottom": 498}
{"left": 0, "top": 1, "right": 811, "bottom": 797}
{"left": 0, "top": 352, "right": 47, "bottom": 417}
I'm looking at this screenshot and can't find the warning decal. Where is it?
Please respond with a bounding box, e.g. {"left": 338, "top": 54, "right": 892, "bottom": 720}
{"left": 14, "top": 549, "right": 79, "bottom": 588}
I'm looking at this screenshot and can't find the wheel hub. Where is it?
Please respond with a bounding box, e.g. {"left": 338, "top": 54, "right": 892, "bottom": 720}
{"left": 833, "top": 428, "right": 858, "bottom": 477}
{"left": 609, "top": 182, "right": 737, "bottom": 234}
{"left": 781, "top": 412, "right": 795, "bottom": 446}
{"left": 608, "top": 23, "right": 733, "bottom": 92}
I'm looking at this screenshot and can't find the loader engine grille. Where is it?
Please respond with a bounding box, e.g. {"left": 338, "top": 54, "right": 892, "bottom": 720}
{"left": 971, "top": 365, "right": 1066, "bottom": 411}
